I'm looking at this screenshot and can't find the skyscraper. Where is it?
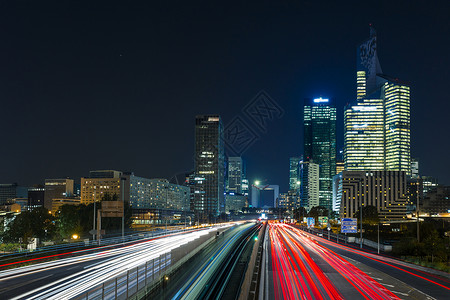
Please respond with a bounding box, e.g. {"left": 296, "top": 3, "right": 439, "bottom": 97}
{"left": 345, "top": 26, "right": 411, "bottom": 174}
{"left": 193, "top": 115, "right": 225, "bottom": 222}
{"left": 289, "top": 156, "right": 302, "bottom": 191}
{"left": 383, "top": 78, "right": 411, "bottom": 173}
{"left": 303, "top": 97, "right": 336, "bottom": 211}
{"left": 298, "top": 159, "right": 320, "bottom": 211}
{"left": 344, "top": 98, "right": 385, "bottom": 171}
{"left": 227, "top": 157, "right": 243, "bottom": 194}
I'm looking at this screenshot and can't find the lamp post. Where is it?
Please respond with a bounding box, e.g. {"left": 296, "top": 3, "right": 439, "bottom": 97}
{"left": 165, "top": 186, "right": 168, "bottom": 232}
{"left": 121, "top": 177, "right": 125, "bottom": 242}
{"left": 254, "top": 180, "right": 261, "bottom": 209}
{"left": 92, "top": 191, "right": 96, "bottom": 242}
{"left": 377, "top": 221, "right": 380, "bottom": 254}
{"left": 416, "top": 186, "right": 420, "bottom": 243}
{"left": 360, "top": 202, "right": 363, "bottom": 249}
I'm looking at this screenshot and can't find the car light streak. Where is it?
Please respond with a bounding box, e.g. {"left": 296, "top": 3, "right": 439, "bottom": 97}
{"left": 269, "top": 223, "right": 407, "bottom": 300}
{"left": 285, "top": 226, "right": 399, "bottom": 300}
{"left": 270, "top": 222, "right": 343, "bottom": 300}
{"left": 173, "top": 222, "right": 256, "bottom": 300}
{"left": 1, "top": 226, "right": 230, "bottom": 300}
{"left": 300, "top": 229, "right": 450, "bottom": 291}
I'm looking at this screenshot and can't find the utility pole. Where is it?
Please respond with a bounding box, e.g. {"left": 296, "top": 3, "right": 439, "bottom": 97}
{"left": 92, "top": 192, "right": 96, "bottom": 242}
{"left": 165, "top": 186, "right": 168, "bottom": 232}
{"left": 416, "top": 186, "right": 420, "bottom": 243}
{"left": 121, "top": 177, "right": 125, "bottom": 242}
{"left": 377, "top": 222, "right": 380, "bottom": 254}
{"left": 360, "top": 202, "right": 363, "bottom": 249}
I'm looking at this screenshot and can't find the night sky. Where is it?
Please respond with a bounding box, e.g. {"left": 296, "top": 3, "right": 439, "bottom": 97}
{"left": 1, "top": 0, "right": 449, "bottom": 191}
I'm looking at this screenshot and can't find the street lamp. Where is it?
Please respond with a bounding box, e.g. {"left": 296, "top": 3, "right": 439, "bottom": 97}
{"left": 360, "top": 202, "right": 363, "bottom": 249}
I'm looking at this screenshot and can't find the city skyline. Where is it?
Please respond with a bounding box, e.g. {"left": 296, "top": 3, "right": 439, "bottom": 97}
{"left": 1, "top": 1, "right": 449, "bottom": 192}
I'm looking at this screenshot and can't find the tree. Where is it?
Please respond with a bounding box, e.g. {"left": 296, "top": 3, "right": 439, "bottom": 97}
{"left": 56, "top": 205, "right": 83, "bottom": 239}
{"left": 308, "top": 206, "right": 329, "bottom": 221}
{"left": 353, "top": 205, "right": 379, "bottom": 226}
{"left": 307, "top": 206, "right": 329, "bottom": 226}
{"left": 3, "top": 207, "right": 55, "bottom": 244}
{"left": 293, "top": 207, "right": 307, "bottom": 221}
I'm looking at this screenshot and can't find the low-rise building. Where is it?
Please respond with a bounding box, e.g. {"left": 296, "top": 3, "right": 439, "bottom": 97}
{"left": 44, "top": 179, "right": 74, "bottom": 211}
{"left": 421, "top": 186, "right": 450, "bottom": 216}
{"left": 52, "top": 198, "right": 81, "bottom": 215}
{"left": 0, "top": 183, "right": 28, "bottom": 206}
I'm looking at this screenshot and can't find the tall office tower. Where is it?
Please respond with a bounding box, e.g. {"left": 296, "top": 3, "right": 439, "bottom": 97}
{"left": 304, "top": 98, "right": 336, "bottom": 211}
{"left": 194, "top": 115, "right": 225, "bottom": 222}
{"left": 289, "top": 157, "right": 302, "bottom": 192}
{"left": 344, "top": 98, "right": 385, "bottom": 171}
{"left": 44, "top": 179, "right": 74, "bottom": 211}
{"left": 346, "top": 26, "right": 411, "bottom": 174}
{"left": 383, "top": 79, "right": 411, "bottom": 174}
{"left": 298, "top": 160, "right": 320, "bottom": 211}
{"left": 227, "top": 157, "right": 243, "bottom": 194}
{"left": 356, "top": 26, "right": 384, "bottom": 98}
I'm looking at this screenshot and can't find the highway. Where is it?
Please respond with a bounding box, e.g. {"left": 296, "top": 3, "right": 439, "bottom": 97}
{"left": 301, "top": 227, "right": 450, "bottom": 299}
{"left": 169, "top": 221, "right": 260, "bottom": 299}
{"left": 0, "top": 227, "right": 226, "bottom": 299}
{"left": 265, "top": 223, "right": 450, "bottom": 300}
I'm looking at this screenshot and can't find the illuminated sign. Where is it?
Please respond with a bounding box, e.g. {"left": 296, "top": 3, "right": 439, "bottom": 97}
{"left": 313, "top": 97, "right": 329, "bottom": 103}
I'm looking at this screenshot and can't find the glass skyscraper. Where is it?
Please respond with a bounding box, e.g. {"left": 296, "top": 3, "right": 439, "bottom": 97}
{"left": 345, "top": 26, "right": 411, "bottom": 175}
{"left": 383, "top": 80, "right": 411, "bottom": 173}
{"left": 227, "top": 156, "right": 243, "bottom": 194}
{"left": 299, "top": 159, "right": 319, "bottom": 211}
{"left": 303, "top": 98, "right": 336, "bottom": 211}
{"left": 344, "top": 98, "right": 385, "bottom": 171}
{"left": 289, "top": 156, "right": 302, "bottom": 191}
{"left": 193, "top": 115, "right": 225, "bottom": 222}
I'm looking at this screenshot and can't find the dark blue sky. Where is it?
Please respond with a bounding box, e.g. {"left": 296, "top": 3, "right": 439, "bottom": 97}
{"left": 1, "top": 0, "right": 449, "bottom": 191}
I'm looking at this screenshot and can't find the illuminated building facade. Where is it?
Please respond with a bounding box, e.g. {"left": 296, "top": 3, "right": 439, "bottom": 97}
{"left": 193, "top": 115, "right": 225, "bottom": 221}
{"left": 28, "top": 187, "right": 45, "bottom": 209}
{"left": 122, "top": 174, "right": 190, "bottom": 211}
{"left": 0, "top": 183, "right": 28, "bottom": 206}
{"left": 411, "top": 159, "right": 419, "bottom": 179}
{"left": 289, "top": 156, "right": 302, "bottom": 192}
{"left": 52, "top": 198, "right": 81, "bottom": 215}
{"left": 227, "top": 157, "right": 243, "bottom": 194}
{"left": 278, "top": 190, "right": 300, "bottom": 212}
{"left": 344, "top": 98, "right": 385, "bottom": 171}
{"left": 225, "top": 192, "right": 247, "bottom": 213}
{"left": 44, "top": 179, "right": 74, "bottom": 211}
{"left": 337, "top": 170, "right": 408, "bottom": 222}
{"left": 81, "top": 171, "right": 122, "bottom": 205}
{"left": 299, "top": 159, "right": 319, "bottom": 211}
{"left": 345, "top": 27, "right": 411, "bottom": 175}
{"left": 303, "top": 98, "right": 336, "bottom": 211}
{"left": 383, "top": 80, "right": 411, "bottom": 174}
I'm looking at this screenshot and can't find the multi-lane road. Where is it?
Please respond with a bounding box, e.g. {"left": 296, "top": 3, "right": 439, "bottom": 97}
{"left": 1, "top": 221, "right": 449, "bottom": 299}
{"left": 264, "top": 223, "right": 450, "bottom": 300}
{"left": 0, "top": 227, "right": 222, "bottom": 299}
